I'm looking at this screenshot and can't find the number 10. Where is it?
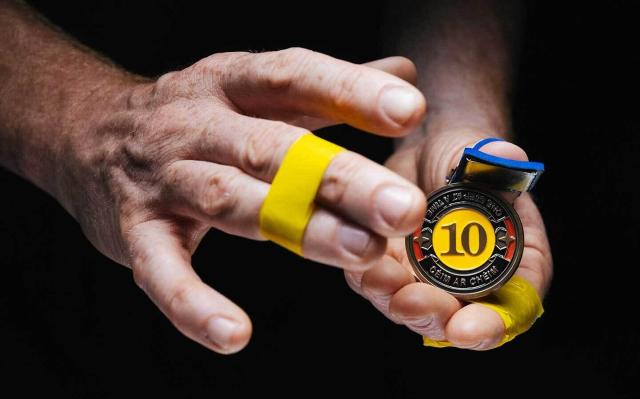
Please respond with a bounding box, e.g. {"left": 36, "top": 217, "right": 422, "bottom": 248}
{"left": 440, "top": 222, "right": 487, "bottom": 256}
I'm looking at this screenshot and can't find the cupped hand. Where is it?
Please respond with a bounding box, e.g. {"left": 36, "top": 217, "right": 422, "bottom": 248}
{"left": 345, "top": 128, "right": 553, "bottom": 350}
{"left": 55, "top": 48, "right": 428, "bottom": 353}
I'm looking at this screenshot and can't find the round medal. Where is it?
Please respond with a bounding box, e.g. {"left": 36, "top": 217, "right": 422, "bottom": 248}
{"left": 406, "top": 183, "right": 524, "bottom": 299}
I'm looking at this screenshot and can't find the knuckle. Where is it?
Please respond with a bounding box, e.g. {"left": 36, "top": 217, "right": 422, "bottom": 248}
{"left": 320, "top": 153, "right": 360, "bottom": 206}
{"left": 189, "top": 52, "right": 248, "bottom": 94}
{"left": 263, "top": 68, "right": 293, "bottom": 91}
{"left": 130, "top": 249, "right": 153, "bottom": 293}
{"left": 132, "top": 264, "right": 149, "bottom": 293}
{"left": 353, "top": 235, "right": 386, "bottom": 266}
{"left": 344, "top": 271, "right": 364, "bottom": 292}
{"left": 167, "top": 281, "right": 194, "bottom": 319}
{"left": 242, "top": 131, "right": 273, "bottom": 177}
{"left": 153, "top": 71, "right": 179, "bottom": 97}
{"left": 280, "top": 47, "right": 314, "bottom": 63}
{"left": 198, "top": 170, "right": 239, "bottom": 217}
{"left": 163, "top": 162, "right": 182, "bottom": 187}
{"left": 129, "top": 239, "right": 162, "bottom": 295}
{"left": 330, "top": 66, "right": 366, "bottom": 109}
{"left": 193, "top": 54, "right": 225, "bottom": 75}
{"left": 241, "top": 121, "right": 293, "bottom": 178}
{"left": 260, "top": 47, "right": 314, "bottom": 90}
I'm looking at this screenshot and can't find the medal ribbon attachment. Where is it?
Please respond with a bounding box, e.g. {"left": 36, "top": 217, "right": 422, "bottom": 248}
{"left": 422, "top": 137, "right": 546, "bottom": 349}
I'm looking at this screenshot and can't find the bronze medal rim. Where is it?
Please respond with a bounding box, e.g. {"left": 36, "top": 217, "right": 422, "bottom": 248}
{"left": 405, "top": 183, "right": 524, "bottom": 300}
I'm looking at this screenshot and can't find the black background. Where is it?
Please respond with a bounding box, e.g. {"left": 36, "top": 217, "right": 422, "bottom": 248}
{"left": 1, "top": 1, "right": 638, "bottom": 397}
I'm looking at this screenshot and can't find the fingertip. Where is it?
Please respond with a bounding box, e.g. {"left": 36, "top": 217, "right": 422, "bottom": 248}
{"left": 230, "top": 311, "right": 254, "bottom": 351}
{"left": 372, "top": 183, "right": 426, "bottom": 236}
{"left": 445, "top": 304, "right": 505, "bottom": 350}
{"left": 364, "top": 56, "right": 418, "bottom": 85}
{"left": 360, "top": 255, "right": 415, "bottom": 298}
{"left": 389, "top": 283, "right": 459, "bottom": 339}
{"left": 378, "top": 84, "right": 427, "bottom": 136}
{"left": 206, "top": 313, "right": 253, "bottom": 355}
{"left": 480, "top": 141, "right": 529, "bottom": 162}
{"left": 389, "top": 283, "right": 460, "bottom": 319}
{"left": 340, "top": 231, "right": 388, "bottom": 272}
{"left": 390, "top": 56, "right": 418, "bottom": 86}
{"left": 302, "top": 208, "right": 387, "bottom": 272}
{"left": 332, "top": 220, "right": 388, "bottom": 272}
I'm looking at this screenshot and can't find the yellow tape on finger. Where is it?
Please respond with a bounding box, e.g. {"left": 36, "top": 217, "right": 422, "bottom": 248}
{"left": 259, "top": 133, "right": 344, "bottom": 255}
{"left": 423, "top": 275, "right": 544, "bottom": 349}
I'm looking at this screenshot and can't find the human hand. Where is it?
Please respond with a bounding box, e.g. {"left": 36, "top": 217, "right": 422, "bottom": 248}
{"left": 54, "top": 48, "right": 428, "bottom": 354}
{"left": 345, "top": 127, "right": 553, "bottom": 350}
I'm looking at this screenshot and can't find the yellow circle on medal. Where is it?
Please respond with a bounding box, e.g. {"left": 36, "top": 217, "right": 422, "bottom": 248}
{"left": 432, "top": 208, "right": 496, "bottom": 270}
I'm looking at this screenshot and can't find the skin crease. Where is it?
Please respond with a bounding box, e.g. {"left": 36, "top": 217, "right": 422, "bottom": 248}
{"left": 0, "top": 0, "right": 552, "bottom": 353}
{"left": 0, "top": 1, "right": 430, "bottom": 354}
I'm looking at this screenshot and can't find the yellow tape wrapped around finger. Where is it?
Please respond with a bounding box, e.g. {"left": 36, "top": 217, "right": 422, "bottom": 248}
{"left": 422, "top": 276, "right": 544, "bottom": 349}
{"left": 259, "top": 133, "right": 344, "bottom": 255}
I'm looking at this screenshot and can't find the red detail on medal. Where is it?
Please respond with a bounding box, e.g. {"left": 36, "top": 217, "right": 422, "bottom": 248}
{"left": 412, "top": 227, "right": 426, "bottom": 261}
{"left": 504, "top": 217, "right": 515, "bottom": 260}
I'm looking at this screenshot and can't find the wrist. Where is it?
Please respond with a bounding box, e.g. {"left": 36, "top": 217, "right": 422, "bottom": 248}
{"left": 400, "top": 101, "right": 510, "bottom": 145}
{"left": 44, "top": 72, "right": 146, "bottom": 210}
{"left": 425, "top": 105, "right": 511, "bottom": 140}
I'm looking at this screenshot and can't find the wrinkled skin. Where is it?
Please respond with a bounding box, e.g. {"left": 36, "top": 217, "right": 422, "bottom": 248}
{"left": 54, "top": 49, "right": 431, "bottom": 353}
{"left": 345, "top": 128, "right": 552, "bottom": 349}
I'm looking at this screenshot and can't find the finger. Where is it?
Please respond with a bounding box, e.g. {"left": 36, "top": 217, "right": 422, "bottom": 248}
{"left": 161, "top": 160, "right": 387, "bottom": 270}
{"left": 301, "top": 207, "right": 387, "bottom": 271}
{"left": 444, "top": 304, "right": 505, "bottom": 350}
{"left": 194, "top": 110, "right": 426, "bottom": 237}
{"left": 281, "top": 57, "right": 420, "bottom": 132}
{"left": 163, "top": 160, "right": 268, "bottom": 240}
{"left": 361, "top": 255, "right": 415, "bottom": 299}
{"left": 389, "top": 282, "right": 461, "bottom": 340}
{"left": 444, "top": 229, "right": 549, "bottom": 351}
{"left": 515, "top": 194, "right": 553, "bottom": 296}
{"left": 358, "top": 255, "right": 415, "bottom": 322}
{"left": 363, "top": 56, "right": 417, "bottom": 85}
{"left": 128, "top": 219, "right": 252, "bottom": 354}
{"left": 458, "top": 217, "right": 550, "bottom": 350}
{"left": 342, "top": 233, "right": 412, "bottom": 297}
{"left": 219, "top": 48, "right": 426, "bottom": 136}
{"left": 420, "top": 132, "right": 529, "bottom": 194}
{"left": 318, "top": 150, "right": 426, "bottom": 237}
{"left": 344, "top": 270, "right": 365, "bottom": 297}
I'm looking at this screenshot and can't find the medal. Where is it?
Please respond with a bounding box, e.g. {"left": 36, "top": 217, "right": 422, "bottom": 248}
{"left": 406, "top": 138, "right": 544, "bottom": 299}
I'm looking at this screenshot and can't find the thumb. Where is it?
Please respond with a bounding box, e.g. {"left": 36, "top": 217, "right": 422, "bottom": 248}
{"left": 128, "top": 219, "right": 253, "bottom": 354}
{"left": 418, "top": 130, "right": 529, "bottom": 194}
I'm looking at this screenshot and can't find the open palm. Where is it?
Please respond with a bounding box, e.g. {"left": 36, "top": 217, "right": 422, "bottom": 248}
{"left": 345, "top": 131, "right": 552, "bottom": 349}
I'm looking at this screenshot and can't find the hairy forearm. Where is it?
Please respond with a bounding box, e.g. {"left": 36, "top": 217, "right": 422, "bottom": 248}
{"left": 0, "top": 1, "right": 136, "bottom": 196}
{"left": 384, "top": 0, "right": 522, "bottom": 143}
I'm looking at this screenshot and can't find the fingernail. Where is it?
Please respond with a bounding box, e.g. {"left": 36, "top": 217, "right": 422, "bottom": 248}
{"left": 338, "top": 224, "right": 371, "bottom": 257}
{"left": 380, "top": 86, "right": 419, "bottom": 125}
{"left": 375, "top": 185, "right": 414, "bottom": 229}
{"left": 206, "top": 317, "right": 239, "bottom": 349}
